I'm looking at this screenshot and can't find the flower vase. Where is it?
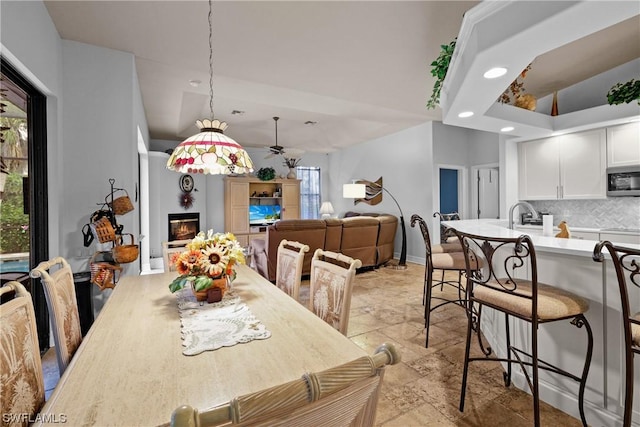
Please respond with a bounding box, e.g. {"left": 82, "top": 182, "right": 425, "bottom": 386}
{"left": 287, "top": 168, "right": 297, "bottom": 179}
{"left": 190, "top": 277, "right": 228, "bottom": 302}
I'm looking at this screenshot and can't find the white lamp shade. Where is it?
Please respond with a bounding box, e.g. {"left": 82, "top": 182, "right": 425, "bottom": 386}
{"left": 166, "top": 119, "right": 254, "bottom": 175}
{"left": 343, "top": 183, "right": 366, "bottom": 198}
{"left": 319, "top": 202, "right": 335, "bottom": 215}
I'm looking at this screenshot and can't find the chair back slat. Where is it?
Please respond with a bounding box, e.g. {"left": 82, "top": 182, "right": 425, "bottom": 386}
{"left": 169, "top": 343, "right": 400, "bottom": 427}
{"left": 275, "top": 240, "right": 309, "bottom": 301}
{"left": 455, "top": 232, "right": 538, "bottom": 310}
{"left": 594, "top": 241, "right": 640, "bottom": 350}
{"left": 309, "top": 249, "right": 362, "bottom": 335}
{"left": 410, "top": 214, "right": 433, "bottom": 255}
{"left": 162, "top": 240, "right": 192, "bottom": 272}
{"left": 0, "top": 281, "right": 45, "bottom": 422}
{"left": 31, "top": 256, "right": 82, "bottom": 374}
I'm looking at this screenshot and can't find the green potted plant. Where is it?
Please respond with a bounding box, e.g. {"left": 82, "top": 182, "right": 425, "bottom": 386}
{"left": 426, "top": 38, "right": 456, "bottom": 110}
{"left": 256, "top": 167, "right": 276, "bottom": 181}
{"left": 607, "top": 79, "right": 640, "bottom": 105}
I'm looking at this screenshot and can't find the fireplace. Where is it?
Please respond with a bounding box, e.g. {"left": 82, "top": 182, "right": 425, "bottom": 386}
{"left": 168, "top": 213, "right": 200, "bottom": 241}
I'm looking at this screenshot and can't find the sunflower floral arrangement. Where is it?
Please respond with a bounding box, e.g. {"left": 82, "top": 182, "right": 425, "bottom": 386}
{"left": 168, "top": 230, "right": 246, "bottom": 295}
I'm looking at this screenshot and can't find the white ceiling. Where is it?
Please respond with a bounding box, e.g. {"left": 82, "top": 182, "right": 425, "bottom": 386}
{"left": 441, "top": 1, "right": 640, "bottom": 140}
{"left": 43, "top": 1, "right": 639, "bottom": 153}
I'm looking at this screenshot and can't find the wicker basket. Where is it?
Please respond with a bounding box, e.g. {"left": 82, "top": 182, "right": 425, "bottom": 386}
{"left": 108, "top": 189, "right": 134, "bottom": 215}
{"left": 112, "top": 233, "right": 139, "bottom": 264}
{"left": 90, "top": 252, "right": 122, "bottom": 290}
{"left": 90, "top": 217, "right": 116, "bottom": 243}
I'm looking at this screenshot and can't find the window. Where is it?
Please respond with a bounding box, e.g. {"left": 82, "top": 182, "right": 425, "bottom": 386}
{"left": 297, "top": 166, "right": 321, "bottom": 219}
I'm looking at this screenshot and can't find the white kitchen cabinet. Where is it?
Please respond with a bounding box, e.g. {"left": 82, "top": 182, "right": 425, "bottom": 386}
{"left": 519, "top": 129, "right": 606, "bottom": 200}
{"left": 518, "top": 137, "right": 560, "bottom": 200}
{"left": 606, "top": 122, "right": 640, "bottom": 167}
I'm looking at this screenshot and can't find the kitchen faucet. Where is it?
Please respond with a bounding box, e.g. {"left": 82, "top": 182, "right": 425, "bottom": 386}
{"left": 508, "top": 201, "right": 539, "bottom": 229}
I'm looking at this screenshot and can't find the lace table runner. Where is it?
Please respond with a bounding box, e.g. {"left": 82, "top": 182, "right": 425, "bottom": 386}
{"left": 176, "top": 288, "right": 271, "bottom": 356}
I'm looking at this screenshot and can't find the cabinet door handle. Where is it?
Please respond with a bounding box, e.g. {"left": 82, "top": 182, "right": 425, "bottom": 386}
{"left": 557, "top": 186, "right": 559, "bottom": 199}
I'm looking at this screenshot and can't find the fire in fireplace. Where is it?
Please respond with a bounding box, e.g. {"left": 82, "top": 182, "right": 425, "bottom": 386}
{"left": 168, "top": 213, "right": 200, "bottom": 241}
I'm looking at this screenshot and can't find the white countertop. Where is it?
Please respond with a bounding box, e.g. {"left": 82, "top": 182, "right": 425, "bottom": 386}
{"left": 515, "top": 224, "right": 640, "bottom": 235}
{"left": 442, "top": 219, "right": 640, "bottom": 259}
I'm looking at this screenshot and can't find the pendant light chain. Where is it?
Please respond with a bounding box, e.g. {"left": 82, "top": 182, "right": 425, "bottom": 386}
{"left": 166, "top": 0, "right": 254, "bottom": 175}
{"left": 208, "top": 0, "right": 214, "bottom": 120}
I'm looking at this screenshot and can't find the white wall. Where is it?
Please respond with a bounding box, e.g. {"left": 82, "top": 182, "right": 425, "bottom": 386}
{"left": 148, "top": 151, "right": 209, "bottom": 259}
{"left": 327, "top": 122, "right": 435, "bottom": 264}
{"left": 61, "top": 40, "right": 144, "bottom": 275}
{"left": 2, "top": 2, "right": 149, "bottom": 317}
{"left": 146, "top": 142, "right": 331, "bottom": 260}
{"left": 432, "top": 122, "right": 500, "bottom": 223}
{"left": 1, "top": 0, "right": 501, "bottom": 272}
{"left": 1, "top": 0, "right": 64, "bottom": 260}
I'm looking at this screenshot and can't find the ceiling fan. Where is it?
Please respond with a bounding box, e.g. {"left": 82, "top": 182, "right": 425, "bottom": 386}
{"left": 265, "top": 116, "right": 285, "bottom": 159}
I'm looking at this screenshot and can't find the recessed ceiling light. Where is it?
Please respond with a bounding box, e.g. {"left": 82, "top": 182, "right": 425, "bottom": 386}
{"left": 458, "top": 111, "right": 474, "bottom": 118}
{"left": 483, "top": 67, "right": 508, "bottom": 79}
{"left": 189, "top": 79, "right": 201, "bottom": 87}
{"left": 500, "top": 126, "right": 514, "bottom": 132}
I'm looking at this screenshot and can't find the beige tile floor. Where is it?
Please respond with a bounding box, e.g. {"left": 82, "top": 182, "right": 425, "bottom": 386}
{"left": 41, "top": 262, "right": 583, "bottom": 426}
{"left": 300, "top": 262, "right": 583, "bottom": 427}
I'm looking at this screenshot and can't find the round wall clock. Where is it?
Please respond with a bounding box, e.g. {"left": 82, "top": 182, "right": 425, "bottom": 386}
{"left": 179, "top": 174, "right": 194, "bottom": 193}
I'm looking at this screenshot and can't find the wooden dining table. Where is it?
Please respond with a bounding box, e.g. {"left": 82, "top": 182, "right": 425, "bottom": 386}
{"left": 35, "top": 265, "right": 368, "bottom": 426}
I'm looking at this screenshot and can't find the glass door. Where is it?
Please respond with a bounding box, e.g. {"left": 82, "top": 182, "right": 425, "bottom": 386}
{"left": 1, "top": 57, "right": 49, "bottom": 351}
{"left": 0, "top": 72, "right": 29, "bottom": 273}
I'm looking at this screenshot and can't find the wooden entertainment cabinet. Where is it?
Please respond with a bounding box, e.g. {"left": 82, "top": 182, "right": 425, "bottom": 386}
{"left": 223, "top": 176, "right": 301, "bottom": 246}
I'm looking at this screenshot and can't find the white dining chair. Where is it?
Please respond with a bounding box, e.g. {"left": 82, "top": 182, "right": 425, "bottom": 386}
{"left": 31, "top": 256, "right": 83, "bottom": 374}
{"left": 0, "top": 281, "right": 45, "bottom": 422}
{"left": 275, "top": 239, "right": 310, "bottom": 302}
{"left": 162, "top": 239, "right": 191, "bottom": 272}
{"left": 170, "top": 342, "right": 400, "bottom": 427}
{"left": 308, "top": 249, "right": 362, "bottom": 335}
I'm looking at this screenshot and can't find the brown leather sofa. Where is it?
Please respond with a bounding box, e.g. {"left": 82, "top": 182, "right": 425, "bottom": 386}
{"left": 250, "top": 214, "right": 398, "bottom": 281}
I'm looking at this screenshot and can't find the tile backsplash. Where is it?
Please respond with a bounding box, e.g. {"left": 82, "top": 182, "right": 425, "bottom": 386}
{"left": 528, "top": 198, "right": 640, "bottom": 229}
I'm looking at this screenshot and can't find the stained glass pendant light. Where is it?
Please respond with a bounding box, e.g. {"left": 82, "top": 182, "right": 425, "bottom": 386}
{"left": 166, "top": 0, "right": 254, "bottom": 175}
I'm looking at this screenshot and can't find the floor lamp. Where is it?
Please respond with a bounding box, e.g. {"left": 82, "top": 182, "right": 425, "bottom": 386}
{"left": 343, "top": 182, "right": 407, "bottom": 270}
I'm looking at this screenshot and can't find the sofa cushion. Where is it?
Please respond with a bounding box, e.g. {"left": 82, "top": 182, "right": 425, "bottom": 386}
{"left": 251, "top": 215, "right": 398, "bottom": 282}
{"left": 340, "top": 217, "right": 380, "bottom": 267}
{"left": 375, "top": 215, "right": 398, "bottom": 265}
{"left": 271, "top": 219, "right": 327, "bottom": 230}
{"left": 265, "top": 220, "right": 327, "bottom": 281}
{"left": 324, "top": 218, "right": 343, "bottom": 252}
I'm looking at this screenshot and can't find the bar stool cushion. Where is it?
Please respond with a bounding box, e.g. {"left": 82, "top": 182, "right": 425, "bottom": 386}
{"left": 633, "top": 312, "right": 640, "bottom": 347}
{"left": 432, "top": 242, "right": 462, "bottom": 254}
{"left": 475, "top": 279, "right": 589, "bottom": 320}
{"left": 432, "top": 251, "right": 480, "bottom": 270}
{"left": 431, "top": 252, "right": 467, "bottom": 270}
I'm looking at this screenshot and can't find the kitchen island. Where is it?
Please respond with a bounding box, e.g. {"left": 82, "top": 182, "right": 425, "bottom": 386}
{"left": 442, "top": 219, "right": 640, "bottom": 427}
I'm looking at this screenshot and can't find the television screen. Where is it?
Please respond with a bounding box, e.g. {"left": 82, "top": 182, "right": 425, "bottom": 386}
{"left": 249, "top": 205, "right": 281, "bottom": 225}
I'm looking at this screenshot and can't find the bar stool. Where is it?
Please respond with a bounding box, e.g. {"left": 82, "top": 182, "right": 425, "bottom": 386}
{"left": 410, "top": 214, "right": 467, "bottom": 347}
{"left": 456, "top": 231, "right": 592, "bottom": 427}
{"left": 593, "top": 241, "right": 639, "bottom": 427}
{"left": 433, "top": 211, "right": 461, "bottom": 244}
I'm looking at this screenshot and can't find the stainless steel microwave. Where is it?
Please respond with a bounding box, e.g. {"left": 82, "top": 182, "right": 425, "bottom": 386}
{"left": 607, "top": 165, "right": 640, "bottom": 197}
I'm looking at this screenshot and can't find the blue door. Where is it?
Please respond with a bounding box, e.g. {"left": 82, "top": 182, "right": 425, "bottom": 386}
{"left": 440, "top": 168, "right": 458, "bottom": 214}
